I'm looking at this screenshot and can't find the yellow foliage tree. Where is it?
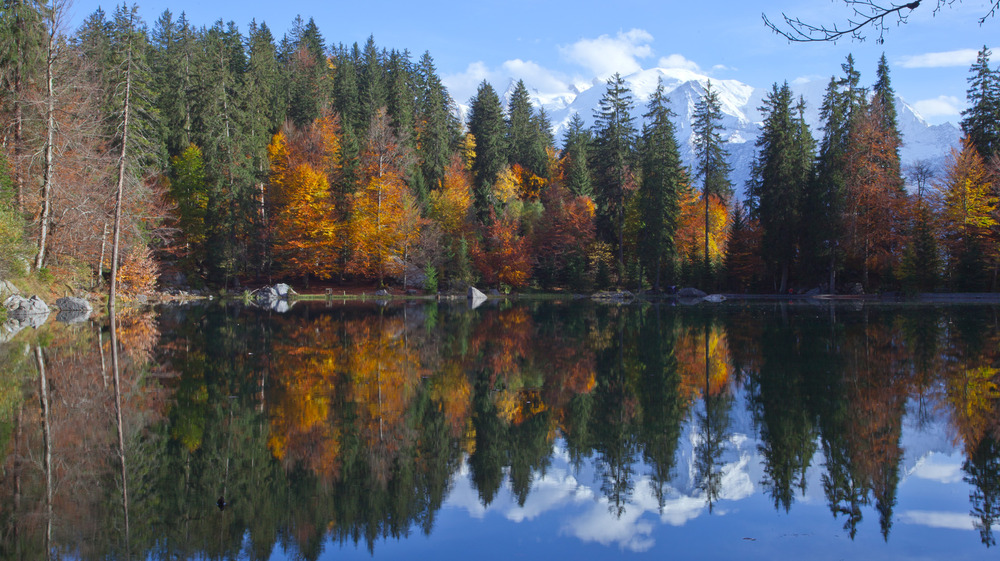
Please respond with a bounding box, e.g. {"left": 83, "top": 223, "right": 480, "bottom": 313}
{"left": 267, "top": 131, "right": 340, "bottom": 280}
{"left": 349, "top": 169, "right": 421, "bottom": 285}
{"left": 429, "top": 155, "right": 473, "bottom": 236}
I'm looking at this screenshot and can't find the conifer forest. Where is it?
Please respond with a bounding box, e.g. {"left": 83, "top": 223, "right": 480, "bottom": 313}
{"left": 2, "top": 2, "right": 1000, "bottom": 296}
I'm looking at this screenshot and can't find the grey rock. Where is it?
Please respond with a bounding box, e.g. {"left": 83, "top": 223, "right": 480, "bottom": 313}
{"left": 489, "top": 289, "right": 502, "bottom": 297}
{"left": 5, "top": 295, "right": 50, "bottom": 318}
{"left": 56, "top": 296, "right": 93, "bottom": 312}
{"left": 0, "top": 280, "right": 19, "bottom": 299}
{"left": 703, "top": 294, "right": 726, "bottom": 303}
{"left": 275, "top": 283, "right": 293, "bottom": 297}
{"left": 375, "top": 289, "right": 391, "bottom": 297}
{"left": 676, "top": 287, "right": 707, "bottom": 298}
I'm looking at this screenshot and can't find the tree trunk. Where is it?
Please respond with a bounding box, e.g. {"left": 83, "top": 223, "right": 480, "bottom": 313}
{"left": 110, "top": 14, "right": 135, "bottom": 312}
{"left": 34, "top": 14, "right": 57, "bottom": 271}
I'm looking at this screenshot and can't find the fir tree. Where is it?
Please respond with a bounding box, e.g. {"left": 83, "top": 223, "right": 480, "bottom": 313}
{"left": 506, "top": 79, "right": 548, "bottom": 179}
{"left": 591, "top": 73, "right": 637, "bottom": 279}
{"left": 753, "top": 82, "right": 813, "bottom": 293}
{"left": 961, "top": 46, "right": 1000, "bottom": 162}
{"left": 467, "top": 80, "right": 507, "bottom": 224}
{"left": 638, "top": 79, "right": 683, "bottom": 291}
{"left": 561, "top": 113, "right": 593, "bottom": 197}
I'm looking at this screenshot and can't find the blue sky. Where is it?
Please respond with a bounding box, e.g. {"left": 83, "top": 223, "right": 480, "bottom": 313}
{"left": 65, "top": 0, "right": 998, "bottom": 125}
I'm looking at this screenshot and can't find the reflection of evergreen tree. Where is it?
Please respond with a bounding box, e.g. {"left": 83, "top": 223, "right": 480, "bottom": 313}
{"left": 469, "top": 369, "right": 507, "bottom": 506}
{"left": 562, "top": 392, "right": 594, "bottom": 471}
{"left": 592, "top": 315, "right": 639, "bottom": 518}
{"left": 749, "top": 314, "right": 818, "bottom": 512}
{"left": 637, "top": 306, "right": 687, "bottom": 511}
{"left": 508, "top": 407, "right": 553, "bottom": 506}
{"left": 964, "top": 435, "right": 1000, "bottom": 547}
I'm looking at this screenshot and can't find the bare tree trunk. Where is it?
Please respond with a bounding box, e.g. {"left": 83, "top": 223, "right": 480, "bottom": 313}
{"left": 110, "top": 308, "right": 130, "bottom": 554}
{"left": 34, "top": 8, "right": 58, "bottom": 271}
{"left": 109, "top": 13, "right": 135, "bottom": 312}
{"left": 35, "top": 346, "right": 53, "bottom": 561}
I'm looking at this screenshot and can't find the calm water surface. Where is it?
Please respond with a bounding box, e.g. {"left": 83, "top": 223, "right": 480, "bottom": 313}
{"left": 1, "top": 299, "right": 998, "bottom": 560}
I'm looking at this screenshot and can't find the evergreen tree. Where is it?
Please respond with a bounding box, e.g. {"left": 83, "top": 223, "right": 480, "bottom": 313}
{"left": 638, "top": 79, "right": 683, "bottom": 291}
{"left": 506, "top": 79, "right": 548, "bottom": 178}
{"left": 752, "top": 82, "right": 814, "bottom": 293}
{"left": 415, "top": 51, "right": 459, "bottom": 194}
{"left": 561, "top": 113, "right": 593, "bottom": 197}
{"left": 591, "top": 73, "right": 637, "bottom": 279}
{"left": 150, "top": 10, "right": 197, "bottom": 157}
{"left": 285, "top": 17, "right": 329, "bottom": 127}
{"left": 872, "top": 54, "right": 903, "bottom": 193}
{"left": 692, "top": 81, "right": 733, "bottom": 285}
{"left": 358, "top": 35, "right": 386, "bottom": 133}
{"left": 960, "top": 46, "right": 1000, "bottom": 162}
{"left": 467, "top": 80, "right": 507, "bottom": 223}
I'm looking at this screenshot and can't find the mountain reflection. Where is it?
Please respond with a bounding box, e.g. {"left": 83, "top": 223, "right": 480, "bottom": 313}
{"left": 1, "top": 301, "right": 999, "bottom": 558}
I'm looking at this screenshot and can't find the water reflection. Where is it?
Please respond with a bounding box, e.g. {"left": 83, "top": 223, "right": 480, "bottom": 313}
{"left": 0, "top": 301, "right": 998, "bottom": 559}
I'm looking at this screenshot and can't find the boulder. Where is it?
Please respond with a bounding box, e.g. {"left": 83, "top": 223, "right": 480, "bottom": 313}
{"left": 489, "top": 288, "right": 502, "bottom": 297}
{"left": 275, "top": 283, "right": 293, "bottom": 297}
{"left": 5, "top": 295, "right": 50, "bottom": 318}
{"left": 703, "top": 294, "right": 727, "bottom": 303}
{"left": 467, "top": 286, "right": 487, "bottom": 309}
{"left": 374, "top": 289, "right": 391, "bottom": 297}
{"left": 676, "top": 287, "right": 707, "bottom": 298}
{"left": 56, "top": 296, "right": 93, "bottom": 312}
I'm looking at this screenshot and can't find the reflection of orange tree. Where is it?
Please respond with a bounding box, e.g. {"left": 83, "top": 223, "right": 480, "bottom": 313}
{"left": 343, "top": 315, "right": 422, "bottom": 485}
{"left": 265, "top": 315, "right": 344, "bottom": 480}
{"left": 826, "top": 320, "right": 912, "bottom": 540}
{"left": 674, "top": 322, "right": 734, "bottom": 400}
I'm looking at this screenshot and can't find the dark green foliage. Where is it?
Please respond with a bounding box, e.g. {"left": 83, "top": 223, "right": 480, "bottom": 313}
{"left": 561, "top": 113, "right": 593, "bottom": 197}
{"left": 899, "top": 201, "right": 941, "bottom": 292}
{"left": 506, "top": 79, "right": 549, "bottom": 179}
{"left": 751, "top": 82, "right": 814, "bottom": 292}
{"left": 591, "top": 73, "right": 637, "bottom": 279}
{"left": 415, "top": 52, "right": 460, "bottom": 193}
{"left": 961, "top": 46, "right": 1000, "bottom": 162}
{"left": 467, "top": 80, "right": 508, "bottom": 223}
{"left": 638, "top": 79, "right": 683, "bottom": 291}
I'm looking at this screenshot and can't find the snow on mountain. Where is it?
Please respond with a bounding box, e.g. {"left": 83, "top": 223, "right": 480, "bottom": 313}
{"left": 458, "top": 67, "right": 963, "bottom": 197}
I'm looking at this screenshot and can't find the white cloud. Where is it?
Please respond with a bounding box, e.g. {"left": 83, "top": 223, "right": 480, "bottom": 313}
{"left": 558, "top": 29, "right": 654, "bottom": 78}
{"left": 912, "top": 95, "right": 963, "bottom": 119}
{"left": 899, "top": 510, "right": 979, "bottom": 530}
{"left": 658, "top": 54, "right": 701, "bottom": 72}
{"left": 898, "top": 49, "right": 982, "bottom": 68}
{"left": 909, "top": 452, "right": 965, "bottom": 484}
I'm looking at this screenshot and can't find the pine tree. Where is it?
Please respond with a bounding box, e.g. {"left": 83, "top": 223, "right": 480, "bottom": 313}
{"left": 591, "top": 73, "right": 637, "bottom": 279}
{"left": 638, "top": 79, "right": 683, "bottom": 291}
{"left": 961, "top": 46, "right": 1000, "bottom": 162}
{"left": 467, "top": 81, "right": 508, "bottom": 224}
{"left": 692, "top": 80, "right": 732, "bottom": 286}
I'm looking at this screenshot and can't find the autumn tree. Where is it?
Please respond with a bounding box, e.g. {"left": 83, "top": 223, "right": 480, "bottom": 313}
{"left": 935, "top": 137, "right": 998, "bottom": 291}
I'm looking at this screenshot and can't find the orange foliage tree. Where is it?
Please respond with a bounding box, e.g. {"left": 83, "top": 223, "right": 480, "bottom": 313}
{"left": 842, "top": 103, "right": 908, "bottom": 288}
{"left": 470, "top": 209, "right": 533, "bottom": 289}
{"left": 266, "top": 129, "right": 340, "bottom": 280}
{"left": 676, "top": 189, "right": 730, "bottom": 279}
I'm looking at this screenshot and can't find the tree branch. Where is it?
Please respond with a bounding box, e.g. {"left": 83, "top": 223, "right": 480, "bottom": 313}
{"left": 763, "top": 1, "right": 922, "bottom": 43}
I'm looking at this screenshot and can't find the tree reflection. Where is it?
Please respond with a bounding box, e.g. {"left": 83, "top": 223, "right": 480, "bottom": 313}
{"left": 2, "top": 301, "right": 999, "bottom": 557}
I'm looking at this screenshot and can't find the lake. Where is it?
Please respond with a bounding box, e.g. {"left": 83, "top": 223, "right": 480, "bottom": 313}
{"left": 1, "top": 298, "right": 997, "bottom": 560}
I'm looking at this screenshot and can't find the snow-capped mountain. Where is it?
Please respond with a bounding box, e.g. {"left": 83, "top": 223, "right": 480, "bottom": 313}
{"left": 464, "top": 67, "right": 963, "bottom": 197}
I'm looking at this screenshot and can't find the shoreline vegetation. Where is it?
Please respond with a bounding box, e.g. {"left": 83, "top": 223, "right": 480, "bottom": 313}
{"left": 2, "top": 8, "right": 1000, "bottom": 307}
